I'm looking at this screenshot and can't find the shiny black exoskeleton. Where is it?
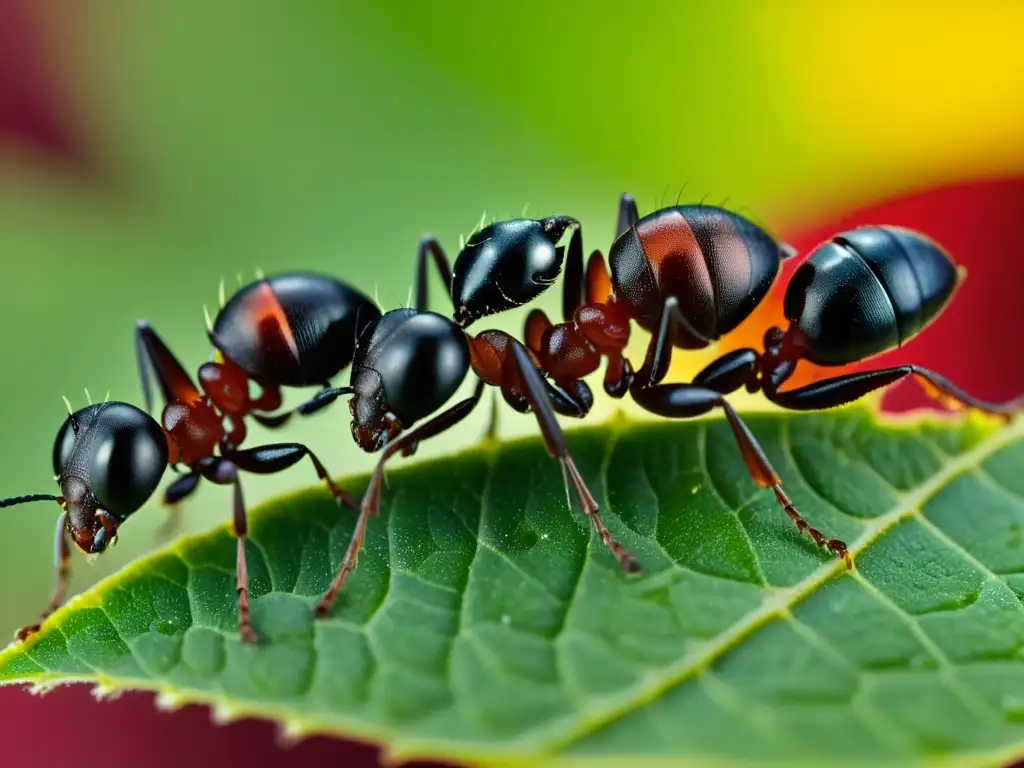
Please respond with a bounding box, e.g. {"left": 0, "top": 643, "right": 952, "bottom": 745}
{"left": 348, "top": 308, "right": 470, "bottom": 451}
{"left": 1, "top": 400, "right": 170, "bottom": 640}
{"left": 610, "top": 204, "right": 790, "bottom": 349}
{"left": 438, "top": 216, "right": 579, "bottom": 327}
{"left": 783, "top": 226, "right": 960, "bottom": 365}
{"left": 210, "top": 272, "right": 381, "bottom": 388}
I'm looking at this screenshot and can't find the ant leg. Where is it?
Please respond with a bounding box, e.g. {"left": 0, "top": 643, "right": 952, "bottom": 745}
{"left": 636, "top": 296, "right": 713, "bottom": 388}
{"left": 692, "top": 348, "right": 760, "bottom": 394}
{"left": 195, "top": 458, "right": 257, "bottom": 643}
{"left": 616, "top": 192, "right": 639, "bottom": 239}
{"left": 481, "top": 389, "right": 501, "bottom": 442}
{"left": 557, "top": 218, "right": 585, "bottom": 321}
{"left": 16, "top": 513, "right": 72, "bottom": 642}
{"left": 511, "top": 342, "right": 639, "bottom": 573}
{"left": 226, "top": 443, "right": 359, "bottom": 509}
{"left": 316, "top": 380, "right": 486, "bottom": 617}
{"left": 632, "top": 384, "right": 852, "bottom": 568}
{"left": 155, "top": 471, "right": 202, "bottom": 543}
{"left": 135, "top": 321, "right": 203, "bottom": 413}
{"left": 766, "top": 365, "right": 1024, "bottom": 420}
{"left": 524, "top": 308, "right": 551, "bottom": 354}
{"left": 250, "top": 386, "right": 353, "bottom": 430}
{"left": 414, "top": 235, "right": 453, "bottom": 312}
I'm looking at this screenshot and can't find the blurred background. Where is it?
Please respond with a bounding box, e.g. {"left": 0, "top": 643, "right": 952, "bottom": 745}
{"left": 1, "top": 1, "right": 1023, "bottom": 765}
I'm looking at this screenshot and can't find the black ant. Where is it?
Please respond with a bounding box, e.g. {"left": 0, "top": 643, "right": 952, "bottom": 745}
{"left": 1, "top": 273, "right": 382, "bottom": 643}
{"left": 437, "top": 194, "right": 1024, "bottom": 572}
{"left": 263, "top": 215, "right": 634, "bottom": 619}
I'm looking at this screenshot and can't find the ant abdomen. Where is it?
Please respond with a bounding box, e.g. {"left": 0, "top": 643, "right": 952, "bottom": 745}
{"left": 610, "top": 205, "right": 787, "bottom": 348}
{"left": 784, "top": 226, "right": 961, "bottom": 366}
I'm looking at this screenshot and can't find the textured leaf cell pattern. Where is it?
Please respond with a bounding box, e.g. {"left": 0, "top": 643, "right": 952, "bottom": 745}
{"left": 1, "top": 408, "right": 1023, "bottom": 767}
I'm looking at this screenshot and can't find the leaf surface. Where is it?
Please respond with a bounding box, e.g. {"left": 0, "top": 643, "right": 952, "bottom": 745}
{"left": 2, "top": 408, "right": 1023, "bottom": 768}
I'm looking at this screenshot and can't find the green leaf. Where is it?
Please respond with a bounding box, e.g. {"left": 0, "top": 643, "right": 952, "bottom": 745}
{"left": 2, "top": 407, "right": 1023, "bottom": 768}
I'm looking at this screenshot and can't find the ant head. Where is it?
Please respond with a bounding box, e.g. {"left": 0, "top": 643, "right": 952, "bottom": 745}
{"left": 451, "top": 216, "right": 577, "bottom": 327}
{"left": 52, "top": 402, "right": 169, "bottom": 554}
{"left": 348, "top": 309, "right": 470, "bottom": 452}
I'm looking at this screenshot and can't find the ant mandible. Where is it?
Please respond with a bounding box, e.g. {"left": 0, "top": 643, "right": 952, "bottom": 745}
{"left": 452, "top": 193, "right": 1023, "bottom": 570}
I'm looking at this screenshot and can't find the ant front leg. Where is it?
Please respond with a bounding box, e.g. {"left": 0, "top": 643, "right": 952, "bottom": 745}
{"left": 414, "top": 235, "right": 454, "bottom": 312}
{"left": 16, "top": 513, "right": 72, "bottom": 642}
{"left": 631, "top": 382, "right": 852, "bottom": 569}
{"left": 315, "top": 380, "right": 486, "bottom": 618}
{"left": 766, "top": 365, "right": 1024, "bottom": 421}
{"left": 510, "top": 343, "right": 640, "bottom": 573}
{"left": 226, "top": 443, "right": 358, "bottom": 509}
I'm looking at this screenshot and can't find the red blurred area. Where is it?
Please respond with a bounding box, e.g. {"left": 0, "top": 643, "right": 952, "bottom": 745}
{"left": 0, "top": 0, "right": 91, "bottom": 170}
{"left": 0, "top": 179, "right": 1022, "bottom": 765}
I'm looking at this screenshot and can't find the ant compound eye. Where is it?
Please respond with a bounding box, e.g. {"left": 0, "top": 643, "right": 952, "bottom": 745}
{"left": 85, "top": 403, "right": 168, "bottom": 518}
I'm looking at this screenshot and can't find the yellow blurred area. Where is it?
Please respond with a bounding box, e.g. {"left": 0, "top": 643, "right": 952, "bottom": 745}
{"left": 658, "top": 1, "right": 1024, "bottom": 405}
{"left": 768, "top": 1, "right": 1024, "bottom": 207}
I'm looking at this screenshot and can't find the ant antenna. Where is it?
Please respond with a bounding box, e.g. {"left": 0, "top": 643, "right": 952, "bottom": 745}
{"left": 84, "top": 388, "right": 93, "bottom": 405}
{"left": 62, "top": 396, "right": 73, "bottom": 415}
{"left": 0, "top": 493, "right": 60, "bottom": 509}
{"left": 219, "top": 278, "right": 227, "bottom": 309}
